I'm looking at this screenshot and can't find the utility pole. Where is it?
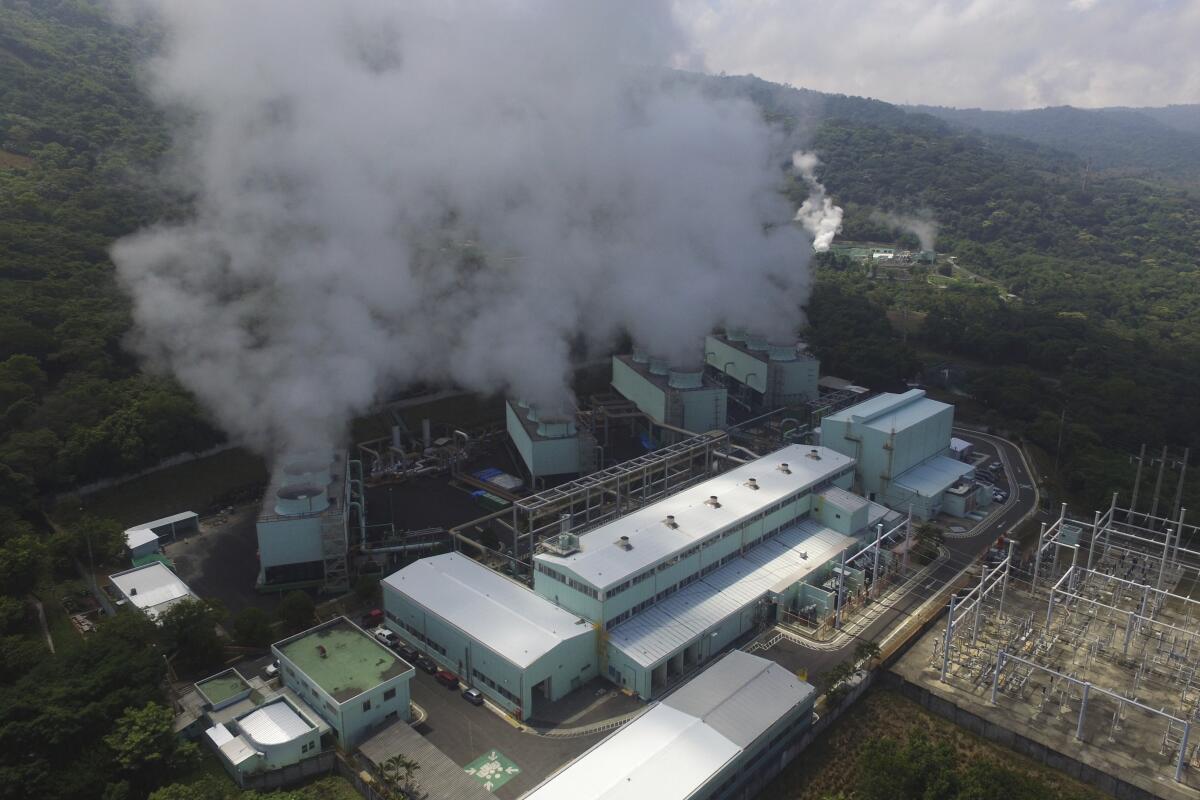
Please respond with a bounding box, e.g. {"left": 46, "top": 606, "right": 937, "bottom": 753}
{"left": 1053, "top": 407, "right": 1068, "bottom": 475}
{"left": 1171, "top": 448, "right": 1190, "bottom": 524}
{"left": 1130, "top": 444, "right": 1147, "bottom": 521}
{"left": 1150, "top": 445, "right": 1170, "bottom": 527}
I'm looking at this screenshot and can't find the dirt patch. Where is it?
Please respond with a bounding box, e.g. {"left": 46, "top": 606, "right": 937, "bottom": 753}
{"left": 0, "top": 149, "right": 34, "bottom": 169}
{"left": 761, "top": 688, "right": 1105, "bottom": 800}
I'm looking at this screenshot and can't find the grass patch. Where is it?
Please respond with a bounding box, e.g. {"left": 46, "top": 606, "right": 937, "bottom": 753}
{"left": 76, "top": 447, "right": 268, "bottom": 527}
{"left": 761, "top": 688, "right": 1105, "bottom": 800}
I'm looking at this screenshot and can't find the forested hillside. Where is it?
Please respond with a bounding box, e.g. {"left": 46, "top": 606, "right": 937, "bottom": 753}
{"left": 910, "top": 103, "right": 1200, "bottom": 185}
{"left": 0, "top": 0, "right": 222, "bottom": 512}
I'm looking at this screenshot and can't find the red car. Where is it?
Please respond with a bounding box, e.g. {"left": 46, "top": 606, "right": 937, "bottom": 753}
{"left": 434, "top": 669, "right": 460, "bottom": 689}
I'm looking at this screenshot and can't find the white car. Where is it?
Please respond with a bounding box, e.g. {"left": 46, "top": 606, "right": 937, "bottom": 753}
{"left": 264, "top": 660, "right": 279, "bottom": 678}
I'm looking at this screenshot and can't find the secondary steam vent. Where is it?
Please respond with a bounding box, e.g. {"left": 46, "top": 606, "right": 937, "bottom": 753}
{"left": 274, "top": 483, "right": 329, "bottom": 516}
{"left": 668, "top": 365, "right": 704, "bottom": 389}
{"left": 767, "top": 341, "right": 797, "bottom": 362}
{"left": 282, "top": 457, "right": 331, "bottom": 488}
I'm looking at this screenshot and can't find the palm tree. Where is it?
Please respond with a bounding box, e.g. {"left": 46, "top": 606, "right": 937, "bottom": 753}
{"left": 380, "top": 753, "right": 420, "bottom": 799}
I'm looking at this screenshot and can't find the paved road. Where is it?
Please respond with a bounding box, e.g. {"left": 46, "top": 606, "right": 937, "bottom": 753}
{"left": 408, "top": 669, "right": 602, "bottom": 800}
{"left": 780, "top": 430, "right": 1044, "bottom": 678}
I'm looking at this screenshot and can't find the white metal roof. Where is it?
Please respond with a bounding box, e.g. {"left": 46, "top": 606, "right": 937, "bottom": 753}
{"left": 893, "top": 455, "right": 974, "bottom": 498}
{"left": 124, "top": 527, "right": 159, "bottom": 550}
{"left": 608, "top": 522, "right": 855, "bottom": 668}
{"left": 523, "top": 703, "right": 739, "bottom": 800}
{"left": 824, "top": 389, "right": 950, "bottom": 434}
{"left": 535, "top": 444, "right": 854, "bottom": 589}
{"left": 819, "top": 486, "right": 869, "bottom": 514}
{"left": 664, "top": 650, "right": 814, "bottom": 747}
{"left": 108, "top": 562, "right": 196, "bottom": 620}
{"left": 220, "top": 735, "right": 259, "bottom": 766}
{"left": 383, "top": 553, "right": 592, "bottom": 669}
{"left": 125, "top": 511, "right": 197, "bottom": 534}
{"left": 238, "top": 700, "right": 312, "bottom": 745}
{"left": 205, "top": 723, "right": 234, "bottom": 747}
{"left": 950, "top": 437, "right": 972, "bottom": 453}
{"left": 523, "top": 652, "right": 812, "bottom": 800}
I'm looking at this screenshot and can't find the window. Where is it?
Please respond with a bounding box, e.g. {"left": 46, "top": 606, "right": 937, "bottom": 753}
{"left": 362, "top": 699, "right": 371, "bottom": 712}
{"left": 383, "top": 688, "right": 396, "bottom": 701}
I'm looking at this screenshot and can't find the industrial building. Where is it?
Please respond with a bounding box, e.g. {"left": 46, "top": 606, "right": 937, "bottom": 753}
{"left": 820, "top": 389, "right": 987, "bottom": 519}
{"left": 255, "top": 452, "right": 351, "bottom": 593}
{"left": 611, "top": 351, "right": 727, "bottom": 434}
{"left": 271, "top": 617, "right": 414, "bottom": 748}
{"left": 124, "top": 511, "right": 198, "bottom": 565}
{"left": 523, "top": 650, "right": 816, "bottom": 800}
{"left": 506, "top": 399, "right": 598, "bottom": 483}
{"left": 381, "top": 443, "right": 879, "bottom": 716}
{"left": 703, "top": 330, "right": 819, "bottom": 410}
{"left": 383, "top": 552, "right": 596, "bottom": 720}
{"left": 108, "top": 561, "right": 197, "bottom": 622}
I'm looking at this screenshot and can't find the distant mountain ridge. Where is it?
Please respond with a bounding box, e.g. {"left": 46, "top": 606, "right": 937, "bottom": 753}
{"left": 906, "top": 103, "right": 1200, "bottom": 184}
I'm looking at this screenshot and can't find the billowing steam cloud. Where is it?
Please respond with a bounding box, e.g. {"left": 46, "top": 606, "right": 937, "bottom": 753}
{"left": 791, "top": 152, "right": 843, "bottom": 252}
{"left": 110, "top": 1, "right": 829, "bottom": 460}
{"left": 870, "top": 210, "right": 939, "bottom": 252}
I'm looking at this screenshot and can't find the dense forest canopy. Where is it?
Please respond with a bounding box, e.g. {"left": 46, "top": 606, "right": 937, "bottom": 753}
{"left": 0, "top": 5, "right": 1197, "bottom": 795}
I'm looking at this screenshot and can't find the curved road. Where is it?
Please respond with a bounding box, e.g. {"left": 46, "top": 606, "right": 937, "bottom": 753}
{"left": 790, "top": 428, "right": 1043, "bottom": 677}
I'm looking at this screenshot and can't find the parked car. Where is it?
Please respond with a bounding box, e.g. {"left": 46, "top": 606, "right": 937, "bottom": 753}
{"left": 397, "top": 644, "right": 418, "bottom": 662}
{"left": 264, "top": 660, "right": 279, "bottom": 679}
{"left": 435, "top": 669, "right": 460, "bottom": 689}
{"left": 372, "top": 626, "right": 399, "bottom": 647}
{"left": 989, "top": 461, "right": 1001, "bottom": 472}
{"left": 360, "top": 608, "right": 384, "bottom": 628}
{"left": 462, "top": 688, "right": 484, "bottom": 706}
{"left": 416, "top": 654, "right": 438, "bottom": 674}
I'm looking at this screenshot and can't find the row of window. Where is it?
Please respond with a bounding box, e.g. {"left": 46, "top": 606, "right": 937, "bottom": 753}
{"left": 394, "top": 618, "right": 447, "bottom": 656}
{"left": 537, "top": 562, "right": 600, "bottom": 599}
{"left": 471, "top": 668, "right": 520, "bottom": 705}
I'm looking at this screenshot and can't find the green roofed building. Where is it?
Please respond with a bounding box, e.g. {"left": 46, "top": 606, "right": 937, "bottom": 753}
{"left": 272, "top": 616, "right": 414, "bottom": 748}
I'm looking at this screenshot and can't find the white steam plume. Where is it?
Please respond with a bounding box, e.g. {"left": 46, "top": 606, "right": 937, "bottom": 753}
{"left": 870, "top": 210, "right": 939, "bottom": 251}
{"left": 110, "top": 1, "right": 828, "bottom": 460}
{"left": 791, "top": 151, "right": 843, "bottom": 252}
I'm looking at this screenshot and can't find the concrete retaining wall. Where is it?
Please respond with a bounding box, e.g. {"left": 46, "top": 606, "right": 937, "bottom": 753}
{"left": 888, "top": 674, "right": 1164, "bottom": 800}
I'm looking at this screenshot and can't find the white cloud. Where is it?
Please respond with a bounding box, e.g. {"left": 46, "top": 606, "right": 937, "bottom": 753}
{"left": 672, "top": 0, "right": 1200, "bottom": 109}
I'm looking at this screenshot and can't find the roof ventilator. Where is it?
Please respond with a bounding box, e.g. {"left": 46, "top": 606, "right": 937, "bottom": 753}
{"left": 778, "top": 462, "right": 792, "bottom": 474}
{"left": 663, "top": 515, "right": 679, "bottom": 529}
{"left": 616, "top": 535, "right": 634, "bottom": 550}
{"left": 806, "top": 448, "right": 822, "bottom": 460}
{"left": 705, "top": 495, "right": 721, "bottom": 508}
{"left": 746, "top": 478, "right": 760, "bottom": 490}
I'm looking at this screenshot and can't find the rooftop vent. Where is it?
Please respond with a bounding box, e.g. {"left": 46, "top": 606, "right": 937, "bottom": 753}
{"left": 663, "top": 515, "right": 679, "bottom": 529}
{"left": 705, "top": 495, "right": 721, "bottom": 508}
{"left": 746, "top": 478, "right": 759, "bottom": 490}
{"left": 778, "top": 462, "right": 792, "bottom": 474}
{"left": 799, "top": 551, "right": 808, "bottom": 560}
{"left": 806, "top": 448, "right": 822, "bottom": 461}
{"left": 616, "top": 535, "right": 633, "bottom": 550}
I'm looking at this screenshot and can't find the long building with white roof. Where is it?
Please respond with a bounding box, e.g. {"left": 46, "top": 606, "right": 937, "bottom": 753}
{"left": 380, "top": 444, "right": 881, "bottom": 712}
{"left": 524, "top": 650, "right": 816, "bottom": 800}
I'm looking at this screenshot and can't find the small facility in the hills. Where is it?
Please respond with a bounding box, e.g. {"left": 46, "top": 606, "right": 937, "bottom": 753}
{"left": 523, "top": 650, "right": 816, "bottom": 800}
{"left": 271, "top": 616, "right": 414, "bottom": 748}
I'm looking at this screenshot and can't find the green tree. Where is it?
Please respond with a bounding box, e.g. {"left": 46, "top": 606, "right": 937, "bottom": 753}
{"left": 913, "top": 522, "right": 944, "bottom": 560}
{"left": 159, "top": 597, "right": 225, "bottom": 673}
{"left": 276, "top": 591, "right": 316, "bottom": 634}
{"left": 103, "top": 703, "right": 199, "bottom": 781}
{"left": 853, "top": 639, "right": 881, "bottom": 667}
{"left": 0, "top": 596, "right": 26, "bottom": 634}
{"left": 354, "top": 575, "right": 380, "bottom": 606}
{"left": 232, "top": 606, "right": 275, "bottom": 648}
{"left": 379, "top": 754, "right": 421, "bottom": 799}
{"left": 0, "top": 534, "right": 43, "bottom": 596}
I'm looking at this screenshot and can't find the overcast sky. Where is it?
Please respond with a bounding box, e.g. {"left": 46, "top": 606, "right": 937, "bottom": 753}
{"left": 673, "top": 0, "right": 1200, "bottom": 110}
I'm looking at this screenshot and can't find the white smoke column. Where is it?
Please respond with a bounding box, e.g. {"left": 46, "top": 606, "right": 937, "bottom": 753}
{"left": 869, "top": 210, "right": 939, "bottom": 252}
{"left": 791, "top": 151, "right": 843, "bottom": 252}
{"left": 110, "top": 1, "right": 826, "bottom": 460}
